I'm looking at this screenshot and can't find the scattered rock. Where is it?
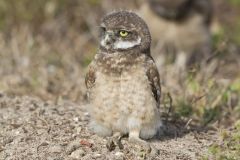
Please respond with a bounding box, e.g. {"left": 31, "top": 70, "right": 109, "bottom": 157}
{"left": 80, "top": 139, "right": 93, "bottom": 148}
{"left": 0, "top": 92, "right": 4, "bottom": 98}
{"left": 66, "top": 141, "right": 81, "bottom": 155}
{"left": 76, "top": 127, "right": 82, "bottom": 134}
{"left": 115, "top": 152, "right": 124, "bottom": 160}
{"left": 93, "top": 153, "right": 102, "bottom": 158}
{"left": 48, "top": 145, "right": 63, "bottom": 153}
{"left": 0, "top": 96, "right": 217, "bottom": 160}
{"left": 69, "top": 149, "right": 85, "bottom": 159}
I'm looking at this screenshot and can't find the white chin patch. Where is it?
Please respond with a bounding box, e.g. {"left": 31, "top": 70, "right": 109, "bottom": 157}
{"left": 114, "top": 38, "right": 141, "bottom": 50}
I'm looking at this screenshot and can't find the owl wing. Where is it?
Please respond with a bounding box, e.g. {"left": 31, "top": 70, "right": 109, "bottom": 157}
{"left": 85, "top": 62, "right": 96, "bottom": 89}
{"left": 146, "top": 57, "right": 161, "bottom": 108}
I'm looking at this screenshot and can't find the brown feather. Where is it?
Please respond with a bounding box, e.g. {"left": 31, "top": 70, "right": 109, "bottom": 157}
{"left": 85, "top": 62, "right": 96, "bottom": 89}
{"left": 146, "top": 57, "right": 161, "bottom": 108}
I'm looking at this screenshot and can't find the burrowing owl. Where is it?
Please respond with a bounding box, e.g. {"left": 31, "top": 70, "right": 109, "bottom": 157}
{"left": 85, "top": 11, "right": 161, "bottom": 150}
{"left": 139, "top": 0, "right": 213, "bottom": 68}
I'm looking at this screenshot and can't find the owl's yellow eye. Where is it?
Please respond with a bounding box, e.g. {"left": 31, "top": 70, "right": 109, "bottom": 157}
{"left": 119, "top": 30, "right": 129, "bottom": 37}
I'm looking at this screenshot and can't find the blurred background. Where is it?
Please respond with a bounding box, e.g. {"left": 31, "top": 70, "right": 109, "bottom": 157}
{"left": 0, "top": 0, "right": 239, "bottom": 129}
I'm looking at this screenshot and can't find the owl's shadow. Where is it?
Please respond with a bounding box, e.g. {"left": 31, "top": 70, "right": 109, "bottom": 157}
{"left": 151, "top": 119, "right": 211, "bottom": 142}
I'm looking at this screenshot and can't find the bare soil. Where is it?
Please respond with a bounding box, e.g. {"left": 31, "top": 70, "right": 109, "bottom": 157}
{"left": 0, "top": 95, "right": 217, "bottom": 160}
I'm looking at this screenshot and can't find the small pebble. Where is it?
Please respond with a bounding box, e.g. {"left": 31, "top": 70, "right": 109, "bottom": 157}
{"left": 70, "top": 149, "right": 85, "bottom": 159}
{"left": 73, "top": 117, "right": 79, "bottom": 122}
{"left": 115, "top": 151, "right": 124, "bottom": 159}
{"left": 84, "top": 112, "right": 89, "bottom": 116}
{"left": 66, "top": 141, "right": 81, "bottom": 155}
{"left": 48, "top": 145, "right": 63, "bottom": 153}
{"left": 76, "top": 127, "right": 82, "bottom": 134}
{"left": 93, "top": 153, "right": 101, "bottom": 158}
{"left": 0, "top": 92, "right": 4, "bottom": 98}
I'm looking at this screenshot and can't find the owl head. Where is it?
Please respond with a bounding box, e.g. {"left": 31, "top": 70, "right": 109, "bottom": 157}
{"left": 99, "top": 11, "right": 151, "bottom": 53}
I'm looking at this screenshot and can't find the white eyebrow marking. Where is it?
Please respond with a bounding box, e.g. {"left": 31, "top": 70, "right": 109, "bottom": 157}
{"left": 114, "top": 37, "right": 141, "bottom": 49}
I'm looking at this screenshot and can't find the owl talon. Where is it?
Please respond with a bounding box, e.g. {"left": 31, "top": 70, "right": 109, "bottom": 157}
{"left": 129, "top": 138, "right": 151, "bottom": 153}
{"left": 106, "top": 138, "right": 116, "bottom": 151}
{"left": 129, "top": 130, "right": 159, "bottom": 159}
{"left": 116, "top": 136, "right": 124, "bottom": 150}
{"left": 106, "top": 133, "right": 124, "bottom": 151}
{"left": 129, "top": 131, "right": 151, "bottom": 153}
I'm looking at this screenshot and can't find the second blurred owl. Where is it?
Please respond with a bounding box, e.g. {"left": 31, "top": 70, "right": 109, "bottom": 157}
{"left": 139, "top": 0, "right": 213, "bottom": 68}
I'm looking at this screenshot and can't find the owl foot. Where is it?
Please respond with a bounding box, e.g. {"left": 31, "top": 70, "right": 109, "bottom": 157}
{"left": 129, "top": 134, "right": 151, "bottom": 153}
{"left": 106, "top": 132, "right": 124, "bottom": 151}
{"left": 129, "top": 130, "right": 159, "bottom": 159}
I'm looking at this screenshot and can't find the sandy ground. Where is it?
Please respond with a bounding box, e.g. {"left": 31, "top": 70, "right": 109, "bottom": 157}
{"left": 0, "top": 95, "right": 217, "bottom": 160}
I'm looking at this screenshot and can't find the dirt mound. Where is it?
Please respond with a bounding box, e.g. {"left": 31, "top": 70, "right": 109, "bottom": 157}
{"left": 0, "top": 95, "right": 216, "bottom": 160}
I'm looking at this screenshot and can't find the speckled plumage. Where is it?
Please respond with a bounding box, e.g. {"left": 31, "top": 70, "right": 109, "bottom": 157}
{"left": 85, "top": 11, "right": 161, "bottom": 144}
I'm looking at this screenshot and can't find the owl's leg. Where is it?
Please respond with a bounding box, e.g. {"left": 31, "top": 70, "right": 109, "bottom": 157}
{"left": 129, "top": 129, "right": 151, "bottom": 152}
{"left": 140, "top": 126, "right": 158, "bottom": 140}
{"left": 129, "top": 130, "right": 159, "bottom": 157}
{"left": 140, "top": 114, "right": 163, "bottom": 140}
{"left": 89, "top": 120, "right": 113, "bottom": 137}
